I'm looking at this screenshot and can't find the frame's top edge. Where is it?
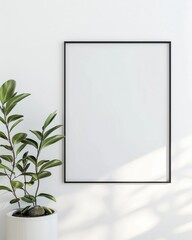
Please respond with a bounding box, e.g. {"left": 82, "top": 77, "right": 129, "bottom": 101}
{"left": 64, "top": 41, "right": 171, "bottom": 44}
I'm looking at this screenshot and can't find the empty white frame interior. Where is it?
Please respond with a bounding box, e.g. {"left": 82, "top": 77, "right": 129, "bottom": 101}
{"left": 65, "top": 42, "right": 169, "bottom": 182}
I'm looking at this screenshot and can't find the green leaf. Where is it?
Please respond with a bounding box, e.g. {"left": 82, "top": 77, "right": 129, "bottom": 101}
{"left": 24, "top": 163, "right": 30, "bottom": 172}
{"left": 38, "top": 193, "right": 56, "bottom": 202}
{"left": 0, "top": 155, "right": 13, "bottom": 162}
{"left": 0, "top": 172, "right": 7, "bottom": 176}
{"left": 43, "top": 125, "right": 62, "bottom": 139}
{"left": 11, "top": 180, "right": 24, "bottom": 189}
{"left": 38, "top": 171, "right": 51, "bottom": 180}
{"left": 0, "top": 116, "right": 5, "bottom": 124}
{"left": 21, "top": 205, "right": 31, "bottom": 214}
{"left": 22, "top": 151, "right": 28, "bottom": 159}
{"left": 39, "top": 159, "right": 62, "bottom": 172}
{"left": 41, "top": 135, "right": 63, "bottom": 149}
{"left": 12, "top": 133, "right": 27, "bottom": 145}
{"left": 43, "top": 111, "right": 57, "bottom": 130}
{"left": 0, "top": 131, "right": 8, "bottom": 140}
{"left": 4, "top": 103, "right": 16, "bottom": 116}
{"left": 27, "top": 155, "right": 37, "bottom": 165}
{"left": 16, "top": 143, "right": 26, "bottom": 156}
{"left": 25, "top": 181, "right": 34, "bottom": 186}
{"left": 30, "top": 130, "right": 42, "bottom": 140}
{"left": 22, "top": 138, "right": 38, "bottom": 149}
{"left": 11, "top": 92, "right": 17, "bottom": 98}
{"left": 0, "top": 186, "right": 12, "bottom": 192}
{"left": 10, "top": 119, "right": 23, "bottom": 132}
{"left": 0, "top": 106, "right": 6, "bottom": 115}
{"left": 10, "top": 198, "right": 20, "bottom": 204}
{"left": 37, "top": 160, "right": 49, "bottom": 167}
{"left": 21, "top": 195, "right": 36, "bottom": 203}
{"left": 6, "top": 93, "right": 30, "bottom": 112}
{"left": 43, "top": 206, "right": 53, "bottom": 214}
{"left": 16, "top": 158, "right": 23, "bottom": 165}
{"left": 22, "top": 172, "right": 37, "bottom": 179}
{"left": 16, "top": 164, "right": 23, "bottom": 172}
{"left": 0, "top": 145, "right": 12, "bottom": 151}
{"left": 21, "top": 151, "right": 28, "bottom": 167}
{"left": 31, "top": 174, "right": 38, "bottom": 181}
{"left": 8, "top": 114, "right": 23, "bottom": 123}
{"left": 0, "top": 80, "right": 16, "bottom": 104}
{"left": 0, "top": 163, "right": 14, "bottom": 173}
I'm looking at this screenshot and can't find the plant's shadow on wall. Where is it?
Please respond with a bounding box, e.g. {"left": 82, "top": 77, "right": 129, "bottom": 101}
{"left": 57, "top": 135, "right": 192, "bottom": 240}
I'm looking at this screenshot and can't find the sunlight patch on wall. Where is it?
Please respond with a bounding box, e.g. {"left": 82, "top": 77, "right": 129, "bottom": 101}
{"left": 174, "top": 221, "right": 192, "bottom": 234}
{"left": 115, "top": 209, "right": 159, "bottom": 239}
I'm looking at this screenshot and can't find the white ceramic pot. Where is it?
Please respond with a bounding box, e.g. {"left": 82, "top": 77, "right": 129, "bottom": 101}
{"left": 6, "top": 210, "right": 58, "bottom": 240}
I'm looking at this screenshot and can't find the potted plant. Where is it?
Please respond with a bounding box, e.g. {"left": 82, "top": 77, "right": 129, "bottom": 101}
{"left": 0, "top": 80, "right": 63, "bottom": 240}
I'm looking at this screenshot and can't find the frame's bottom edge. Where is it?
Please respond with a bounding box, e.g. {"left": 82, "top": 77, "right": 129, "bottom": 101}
{"left": 64, "top": 180, "right": 171, "bottom": 184}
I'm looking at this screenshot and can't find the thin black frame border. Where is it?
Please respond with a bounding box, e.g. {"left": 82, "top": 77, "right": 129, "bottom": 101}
{"left": 64, "top": 41, "right": 171, "bottom": 184}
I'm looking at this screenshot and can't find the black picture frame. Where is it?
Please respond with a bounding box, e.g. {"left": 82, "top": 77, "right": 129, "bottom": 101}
{"left": 64, "top": 41, "right": 171, "bottom": 184}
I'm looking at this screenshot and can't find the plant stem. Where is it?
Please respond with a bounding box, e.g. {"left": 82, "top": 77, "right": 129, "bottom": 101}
{"left": 2, "top": 106, "right": 20, "bottom": 208}
{"left": 9, "top": 178, "right": 21, "bottom": 208}
{"left": 22, "top": 163, "right": 35, "bottom": 207}
{"left": 25, "top": 188, "right": 35, "bottom": 207}
{"left": 7, "top": 166, "right": 21, "bottom": 209}
{"left": 4, "top": 116, "right": 16, "bottom": 179}
{"left": 34, "top": 129, "right": 44, "bottom": 206}
{"left": 4, "top": 170, "right": 21, "bottom": 208}
{"left": 24, "top": 174, "right": 27, "bottom": 194}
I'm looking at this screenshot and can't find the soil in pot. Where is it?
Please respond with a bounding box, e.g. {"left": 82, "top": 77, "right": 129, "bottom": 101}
{"left": 12, "top": 206, "right": 54, "bottom": 217}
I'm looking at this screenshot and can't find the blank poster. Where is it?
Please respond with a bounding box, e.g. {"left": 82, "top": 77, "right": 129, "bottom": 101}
{"left": 64, "top": 41, "right": 171, "bottom": 183}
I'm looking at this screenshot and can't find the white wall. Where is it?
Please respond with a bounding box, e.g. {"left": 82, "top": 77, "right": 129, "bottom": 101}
{"left": 0, "top": 0, "right": 192, "bottom": 239}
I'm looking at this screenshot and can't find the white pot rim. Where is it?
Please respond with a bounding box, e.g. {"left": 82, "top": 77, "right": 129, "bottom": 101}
{"left": 7, "top": 209, "right": 57, "bottom": 220}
